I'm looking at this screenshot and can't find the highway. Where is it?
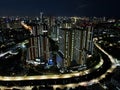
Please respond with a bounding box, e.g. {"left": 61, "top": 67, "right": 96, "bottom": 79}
{"left": 0, "top": 37, "right": 118, "bottom": 90}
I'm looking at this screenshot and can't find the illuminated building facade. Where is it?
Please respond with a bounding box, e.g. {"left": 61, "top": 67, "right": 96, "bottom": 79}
{"left": 26, "top": 14, "right": 50, "bottom": 62}
{"left": 59, "top": 22, "right": 93, "bottom": 67}
{"left": 22, "top": 15, "right": 94, "bottom": 67}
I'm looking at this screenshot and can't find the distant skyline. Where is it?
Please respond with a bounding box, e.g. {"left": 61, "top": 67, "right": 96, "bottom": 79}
{"left": 0, "top": 0, "right": 120, "bottom": 18}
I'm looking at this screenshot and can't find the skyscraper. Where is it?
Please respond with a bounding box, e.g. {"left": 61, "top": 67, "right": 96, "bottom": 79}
{"left": 59, "top": 21, "right": 93, "bottom": 67}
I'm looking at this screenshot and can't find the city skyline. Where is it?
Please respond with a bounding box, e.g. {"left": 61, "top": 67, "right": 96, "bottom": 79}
{"left": 0, "top": 9, "right": 120, "bottom": 89}
{"left": 0, "top": 0, "right": 120, "bottom": 18}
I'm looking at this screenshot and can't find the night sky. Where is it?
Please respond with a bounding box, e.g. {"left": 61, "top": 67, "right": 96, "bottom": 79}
{"left": 0, "top": 0, "right": 120, "bottom": 17}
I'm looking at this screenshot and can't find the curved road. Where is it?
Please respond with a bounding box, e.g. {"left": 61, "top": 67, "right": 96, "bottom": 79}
{"left": 0, "top": 38, "right": 118, "bottom": 90}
